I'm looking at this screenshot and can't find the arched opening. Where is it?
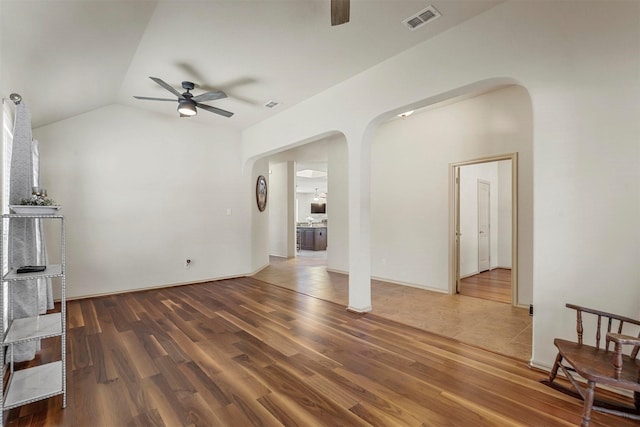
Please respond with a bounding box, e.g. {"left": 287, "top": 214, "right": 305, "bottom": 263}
{"left": 251, "top": 133, "right": 349, "bottom": 300}
{"left": 250, "top": 81, "right": 534, "bottom": 361}
{"left": 367, "top": 83, "right": 533, "bottom": 360}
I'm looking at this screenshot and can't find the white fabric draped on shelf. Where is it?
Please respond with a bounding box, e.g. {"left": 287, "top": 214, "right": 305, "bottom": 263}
{"left": 5, "top": 101, "right": 53, "bottom": 362}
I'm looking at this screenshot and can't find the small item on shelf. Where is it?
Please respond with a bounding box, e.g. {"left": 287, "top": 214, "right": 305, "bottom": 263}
{"left": 16, "top": 265, "right": 46, "bottom": 273}
{"left": 17, "top": 186, "right": 57, "bottom": 207}
{"left": 11, "top": 188, "right": 60, "bottom": 215}
{"left": 32, "top": 187, "right": 47, "bottom": 197}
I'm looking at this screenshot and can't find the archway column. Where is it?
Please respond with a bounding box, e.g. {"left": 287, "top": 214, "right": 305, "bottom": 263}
{"left": 346, "top": 128, "right": 372, "bottom": 313}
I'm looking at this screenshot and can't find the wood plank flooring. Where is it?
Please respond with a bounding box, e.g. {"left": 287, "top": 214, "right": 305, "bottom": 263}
{"left": 459, "top": 269, "right": 512, "bottom": 304}
{"left": 4, "top": 277, "right": 634, "bottom": 426}
{"left": 255, "top": 256, "right": 531, "bottom": 361}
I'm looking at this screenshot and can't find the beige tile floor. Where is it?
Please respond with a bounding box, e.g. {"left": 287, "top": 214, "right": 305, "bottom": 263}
{"left": 253, "top": 251, "right": 532, "bottom": 361}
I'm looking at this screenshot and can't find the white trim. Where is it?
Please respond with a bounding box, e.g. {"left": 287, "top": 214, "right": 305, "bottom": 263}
{"left": 65, "top": 274, "right": 249, "bottom": 301}
{"left": 347, "top": 305, "right": 372, "bottom": 314}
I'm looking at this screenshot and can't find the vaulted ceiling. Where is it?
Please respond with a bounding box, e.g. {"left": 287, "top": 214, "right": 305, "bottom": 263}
{"left": 1, "top": 0, "right": 501, "bottom": 130}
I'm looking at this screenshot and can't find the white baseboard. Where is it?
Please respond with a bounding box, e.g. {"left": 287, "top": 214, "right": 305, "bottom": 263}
{"left": 66, "top": 273, "right": 247, "bottom": 301}
{"left": 347, "top": 305, "right": 372, "bottom": 314}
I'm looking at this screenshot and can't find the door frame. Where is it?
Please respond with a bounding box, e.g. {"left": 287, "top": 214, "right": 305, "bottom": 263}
{"left": 448, "top": 153, "right": 518, "bottom": 306}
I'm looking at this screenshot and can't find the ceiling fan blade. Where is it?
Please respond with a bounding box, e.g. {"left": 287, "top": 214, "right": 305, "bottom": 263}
{"left": 133, "top": 96, "right": 176, "bottom": 102}
{"left": 331, "top": 0, "right": 350, "bottom": 26}
{"left": 149, "top": 77, "right": 183, "bottom": 98}
{"left": 196, "top": 103, "right": 234, "bottom": 118}
{"left": 191, "top": 90, "right": 227, "bottom": 103}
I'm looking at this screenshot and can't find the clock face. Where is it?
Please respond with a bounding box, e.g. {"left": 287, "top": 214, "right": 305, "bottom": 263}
{"left": 256, "top": 175, "right": 267, "bottom": 212}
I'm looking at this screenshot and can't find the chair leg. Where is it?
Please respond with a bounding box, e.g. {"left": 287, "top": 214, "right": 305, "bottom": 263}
{"left": 581, "top": 380, "right": 596, "bottom": 427}
{"left": 549, "top": 352, "right": 563, "bottom": 382}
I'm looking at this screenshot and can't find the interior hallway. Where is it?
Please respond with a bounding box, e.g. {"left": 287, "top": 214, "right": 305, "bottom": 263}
{"left": 253, "top": 252, "right": 532, "bottom": 361}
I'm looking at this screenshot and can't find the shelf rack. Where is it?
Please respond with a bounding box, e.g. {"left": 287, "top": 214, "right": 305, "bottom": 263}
{"left": 0, "top": 213, "right": 66, "bottom": 423}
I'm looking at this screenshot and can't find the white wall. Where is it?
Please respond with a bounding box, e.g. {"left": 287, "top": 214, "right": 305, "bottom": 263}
{"left": 371, "top": 87, "right": 531, "bottom": 294}
{"left": 497, "top": 160, "right": 512, "bottom": 268}
{"left": 243, "top": 1, "right": 640, "bottom": 368}
{"left": 34, "top": 104, "right": 251, "bottom": 298}
{"left": 326, "top": 135, "right": 348, "bottom": 272}
{"left": 296, "top": 193, "right": 313, "bottom": 222}
{"left": 268, "top": 161, "right": 289, "bottom": 257}
{"left": 250, "top": 157, "right": 270, "bottom": 273}
{"left": 296, "top": 192, "right": 327, "bottom": 223}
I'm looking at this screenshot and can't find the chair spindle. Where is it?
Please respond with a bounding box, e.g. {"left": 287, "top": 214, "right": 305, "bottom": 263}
{"left": 577, "top": 309, "right": 583, "bottom": 345}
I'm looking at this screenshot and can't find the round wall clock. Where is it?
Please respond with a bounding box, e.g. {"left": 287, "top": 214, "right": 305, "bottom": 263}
{"left": 256, "top": 175, "right": 267, "bottom": 212}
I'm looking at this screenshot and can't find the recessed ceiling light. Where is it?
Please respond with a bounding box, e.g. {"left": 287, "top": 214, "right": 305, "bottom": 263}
{"left": 398, "top": 110, "right": 414, "bottom": 118}
{"left": 264, "top": 100, "right": 280, "bottom": 108}
{"left": 296, "top": 169, "right": 327, "bottom": 178}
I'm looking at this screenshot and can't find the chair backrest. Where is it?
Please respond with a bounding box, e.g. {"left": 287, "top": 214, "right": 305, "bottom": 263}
{"left": 566, "top": 303, "right": 640, "bottom": 358}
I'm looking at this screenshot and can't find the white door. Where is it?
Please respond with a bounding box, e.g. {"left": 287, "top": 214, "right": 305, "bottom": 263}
{"left": 477, "top": 180, "right": 490, "bottom": 272}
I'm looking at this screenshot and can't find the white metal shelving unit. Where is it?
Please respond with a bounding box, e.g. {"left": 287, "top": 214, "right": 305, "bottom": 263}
{"left": 0, "top": 213, "right": 66, "bottom": 424}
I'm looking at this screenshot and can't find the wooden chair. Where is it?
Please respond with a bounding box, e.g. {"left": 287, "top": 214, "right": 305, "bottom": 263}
{"left": 546, "top": 303, "right": 640, "bottom": 426}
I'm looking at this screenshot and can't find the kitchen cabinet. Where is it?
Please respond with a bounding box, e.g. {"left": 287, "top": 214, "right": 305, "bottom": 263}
{"left": 297, "top": 227, "right": 327, "bottom": 251}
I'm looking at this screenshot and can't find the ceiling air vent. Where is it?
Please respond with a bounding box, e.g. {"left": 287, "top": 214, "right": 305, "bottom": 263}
{"left": 264, "top": 100, "right": 280, "bottom": 109}
{"left": 402, "top": 5, "right": 441, "bottom": 31}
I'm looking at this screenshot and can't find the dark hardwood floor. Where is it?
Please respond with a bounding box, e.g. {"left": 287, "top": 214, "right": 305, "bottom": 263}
{"left": 459, "top": 268, "right": 512, "bottom": 304}
{"left": 4, "top": 277, "right": 634, "bottom": 426}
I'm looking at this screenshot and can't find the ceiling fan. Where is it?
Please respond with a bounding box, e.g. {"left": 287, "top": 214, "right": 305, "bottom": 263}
{"left": 331, "top": 0, "right": 350, "bottom": 26}
{"left": 133, "top": 76, "right": 233, "bottom": 118}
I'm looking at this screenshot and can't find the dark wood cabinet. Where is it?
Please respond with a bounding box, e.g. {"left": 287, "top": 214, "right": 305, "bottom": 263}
{"left": 297, "top": 227, "right": 327, "bottom": 251}
{"left": 299, "top": 228, "right": 313, "bottom": 250}
{"left": 313, "top": 227, "right": 327, "bottom": 250}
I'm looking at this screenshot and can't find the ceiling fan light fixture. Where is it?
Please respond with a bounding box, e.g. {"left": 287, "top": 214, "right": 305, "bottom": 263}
{"left": 177, "top": 99, "right": 197, "bottom": 116}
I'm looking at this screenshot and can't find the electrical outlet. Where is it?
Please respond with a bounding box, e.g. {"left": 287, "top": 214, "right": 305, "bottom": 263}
{"left": 185, "top": 259, "right": 191, "bottom": 269}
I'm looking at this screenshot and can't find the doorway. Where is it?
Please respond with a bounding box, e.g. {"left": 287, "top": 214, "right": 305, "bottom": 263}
{"left": 265, "top": 137, "right": 338, "bottom": 262}
{"left": 295, "top": 162, "right": 328, "bottom": 260}
{"left": 450, "top": 153, "right": 518, "bottom": 306}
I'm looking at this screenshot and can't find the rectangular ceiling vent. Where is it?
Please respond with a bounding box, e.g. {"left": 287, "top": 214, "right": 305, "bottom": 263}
{"left": 402, "top": 5, "right": 441, "bottom": 31}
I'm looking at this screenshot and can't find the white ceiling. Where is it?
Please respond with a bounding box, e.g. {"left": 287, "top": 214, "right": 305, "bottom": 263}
{"left": 1, "top": 0, "right": 501, "bottom": 129}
